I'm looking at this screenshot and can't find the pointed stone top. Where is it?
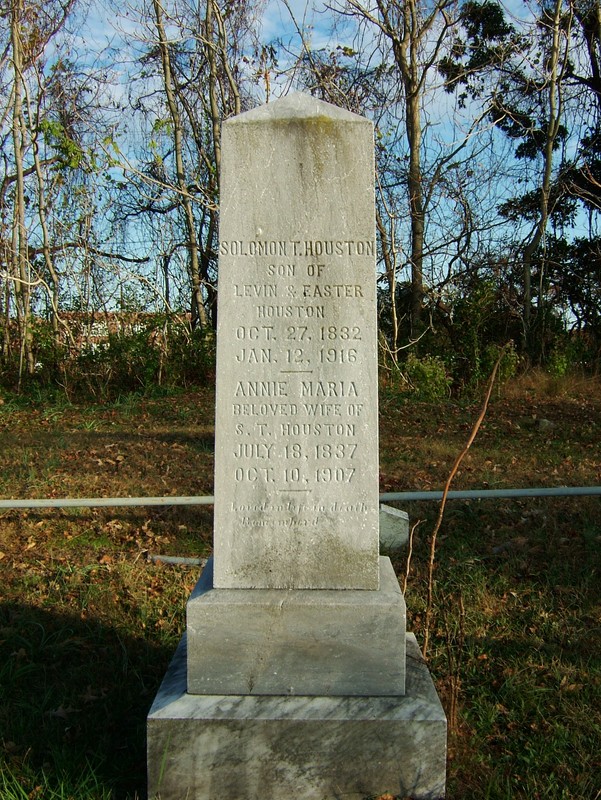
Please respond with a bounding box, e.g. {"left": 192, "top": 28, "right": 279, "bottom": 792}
{"left": 227, "top": 92, "right": 368, "bottom": 125}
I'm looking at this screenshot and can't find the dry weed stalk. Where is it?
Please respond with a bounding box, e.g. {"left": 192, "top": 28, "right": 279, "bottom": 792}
{"left": 402, "top": 518, "right": 423, "bottom": 595}
{"left": 441, "top": 591, "right": 466, "bottom": 732}
{"left": 421, "top": 350, "right": 506, "bottom": 659}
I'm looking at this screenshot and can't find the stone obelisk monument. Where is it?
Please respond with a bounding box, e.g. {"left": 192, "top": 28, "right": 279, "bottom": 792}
{"left": 147, "top": 93, "right": 446, "bottom": 799}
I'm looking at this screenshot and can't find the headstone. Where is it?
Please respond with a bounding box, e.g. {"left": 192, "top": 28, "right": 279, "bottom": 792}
{"left": 213, "top": 93, "right": 380, "bottom": 591}
{"left": 147, "top": 93, "right": 447, "bottom": 800}
{"left": 380, "top": 503, "right": 410, "bottom": 551}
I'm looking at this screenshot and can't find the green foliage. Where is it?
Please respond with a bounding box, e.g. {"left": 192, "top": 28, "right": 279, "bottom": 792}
{"left": 438, "top": 0, "right": 517, "bottom": 100}
{"left": 498, "top": 186, "right": 578, "bottom": 226}
{"left": 429, "top": 276, "right": 522, "bottom": 394}
{"left": 547, "top": 235, "right": 601, "bottom": 355}
{"left": 452, "top": 280, "right": 501, "bottom": 388}
{"left": 74, "top": 333, "right": 160, "bottom": 399}
{"left": 544, "top": 334, "right": 596, "bottom": 379}
{"left": 0, "top": 759, "right": 112, "bottom": 799}
{"left": 547, "top": 347, "right": 569, "bottom": 378}
{"left": 484, "top": 341, "right": 519, "bottom": 383}
{"left": 161, "top": 324, "right": 217, "bottom": 388}
{"left": 378, "top": 259, "right": 548, "bottom": 397}
{"left": 0, "top": 316, "right": 216, "bottom": 402}
{"left": 39, "top": 118, "right": 84, "bottom": 169}
{"left": 403, "top": 353, "right": 451, "bottom": 401}
{"left": 0, "top": 320, "right": 67, "bottom": 395}
{"left": 68, "top": 319, "right": 216, "bottom": 401}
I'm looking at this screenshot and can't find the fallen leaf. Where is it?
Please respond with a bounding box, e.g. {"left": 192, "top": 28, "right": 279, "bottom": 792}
{"left": 560, "top": 679, "right": 583, "bottom": 693}
{"left": 80, "top": 685, "right": 107, "bottom": 703}
{"left": 47, "top": 705, "right": 80, "bottom": 719}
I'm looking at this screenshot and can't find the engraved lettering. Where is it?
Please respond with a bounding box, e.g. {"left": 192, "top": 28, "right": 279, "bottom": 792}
{"left": 300, "top": 381, "right": 358, "bottom": 398}
{"left": 234, "top": 284, "right": 277, "bottom": 298}
{"left": 315, "top": 443, "right": 357, "bottom": 459}
{"left": 320, "top": 326, "right": 362, "bottom": 341}
{"left": 240, "top": 516, "right": 320, "bottom": 528}
{"left": 234, "top": 381, "right": 288, "bottom": 397}
{"left": 302, "top": 240, "right": 375, "bottom": 256}
{"left": 319, "top": 347, "right": 357, "bottom": 364}
{"left": 232, "top": 403, "right": 298, "bottom": 416}
{"left": 285, "top": 326, "right": 309, "bottom": 341}
{"left": 219, "top": 239, "right": 375, "bottom": 258}
{"left": 235, "top": 348, "right": 275, "bottom": 363}
{"left": 267, "top": 264, "right": 295, "bottom": 276}
{"left": 315, "top": 467, "right": 356, "bottom": 483}
{"left": 302, "top": 403, "right": 342, "bottom": 416}
{"left": 329, "top": 501, "right": 370, "bottom": 513}
{"left": 279, "top": 422, "right": 356, "bottom": 436}
{"left": 302, "top": 285, "right": 363, "bottom": 298}
{"left": 256, "top": 305, "right": 325, "bottom": 319}
{"left": 233, "top": 443, "right": 275, "bottom": 459}
{"left": 234, "top": 467, "right": 276, "bottom": 482}
{"left": 212, "top": 95, "right": 381, "bottom": 592}
{"left": 220, "top": 240, "right": 287, "bottom": 256}
{"left": 235, "top": 326, "right": 274, "bottom": 340}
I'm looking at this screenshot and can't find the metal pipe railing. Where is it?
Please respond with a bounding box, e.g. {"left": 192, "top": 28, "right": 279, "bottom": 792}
{"left": 380, "top": 486, "right": 601, "bottom": 502}
{"left": 0, "top": 495, "right": 215, "bottom": 509}
{"left": 0, "top": 486, "right": 600, "bottom": 510}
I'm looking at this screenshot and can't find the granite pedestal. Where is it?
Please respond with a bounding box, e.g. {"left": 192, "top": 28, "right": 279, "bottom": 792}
{"left": 147, "top": 633, "right": 446, "bottom": 800}
{"left": 187, "top": 557, "right": 406, "bottom": 696}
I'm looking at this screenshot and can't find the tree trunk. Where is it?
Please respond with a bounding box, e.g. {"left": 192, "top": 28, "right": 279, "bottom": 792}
{"left": 10, "top": 0, "right": 35, "bottom": 384}
{"left": 406, "top": 89, "right": 425, "bottom": 333}
{"left": 153, "top": 0, "right": 208, "bottom": 330}
{"left": 376, "top": 208, "right": 401, "bottom": 360}
{"left": 376, "top": 0, "right": 429, "bottom": 335}
{"left": 521, "top": 0, "right": 567, "bottom": 359}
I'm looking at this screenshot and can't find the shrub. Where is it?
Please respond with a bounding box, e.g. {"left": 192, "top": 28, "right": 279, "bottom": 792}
{"left": 0, "top": 315, "right": 217, "bottom": 402}
{"left": 403, "top": 353, "right": 451, "bottom": 401}
{"left": 68, "top": 320, "right": 216, "bottom": 401}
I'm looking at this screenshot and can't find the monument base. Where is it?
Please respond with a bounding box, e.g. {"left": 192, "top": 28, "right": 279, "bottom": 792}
{"left": 147, "top": 633, "right": 447, "bottom": 800}
{"left": 187, "top": 556, "right": 406, "bottom": 696}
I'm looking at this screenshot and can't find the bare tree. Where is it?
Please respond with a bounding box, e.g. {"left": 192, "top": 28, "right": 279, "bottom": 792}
{"left": 110, "top": 0, "right": 261, "bottom": 330}
{"left": 341, "top": 0, "right": 456, "bottom": 334}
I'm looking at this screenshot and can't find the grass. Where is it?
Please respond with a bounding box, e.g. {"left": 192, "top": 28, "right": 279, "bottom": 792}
{"left": 1, "top": 376, "right": 601, "bottom": 798}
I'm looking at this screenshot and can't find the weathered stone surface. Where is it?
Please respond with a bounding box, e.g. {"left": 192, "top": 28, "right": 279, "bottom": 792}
{"left": 147, "top": 92, "right": 447, "bottom": 799}
{"left": 380, "top": 504, "right": 410, "bottom": 552}
{"left": 213, "top": 93, "right": 379, "bottom": 590}
{"left": 147, "top": 633, "right": 447, "bottom": 800}
{"left": 187, "top": 556, "right": 406, "bottom": 696}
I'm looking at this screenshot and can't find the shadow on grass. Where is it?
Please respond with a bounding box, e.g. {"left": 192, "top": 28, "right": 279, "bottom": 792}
{"left": 0, "top": 601, "right": 175, "bottom": 799}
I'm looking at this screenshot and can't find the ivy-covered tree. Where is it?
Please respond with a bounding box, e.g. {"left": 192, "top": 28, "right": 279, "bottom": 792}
{"left": 1, "top": 0, "right": 82, "bottom": 380}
